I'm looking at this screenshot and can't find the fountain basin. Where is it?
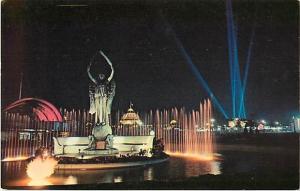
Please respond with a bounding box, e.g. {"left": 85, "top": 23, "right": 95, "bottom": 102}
{"left": 55, "top": 156, "right": 169, "bottom": 170}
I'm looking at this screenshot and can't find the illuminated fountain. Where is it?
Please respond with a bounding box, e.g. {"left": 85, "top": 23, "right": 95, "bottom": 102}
{"left": 50, "top": 51, "right": 167, "bottom": 170}
{"left": 162, "top": 99, "right": 214, "bottom": 160}
{"left": 116, "top": 99, "right": 215, "bottom": 161}
{"left": 1, "top": 51, "right": 216, "bottom": 188}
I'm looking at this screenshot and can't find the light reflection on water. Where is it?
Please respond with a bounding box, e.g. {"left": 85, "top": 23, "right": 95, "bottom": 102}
{"left": 144, "top": 167, "right": 153, "bottom": 181}
{"left": 1, "top": 156, "right": 221, "bottom": 186}
{"left": 28, "top": 179, "right": 52, "bottom": 186}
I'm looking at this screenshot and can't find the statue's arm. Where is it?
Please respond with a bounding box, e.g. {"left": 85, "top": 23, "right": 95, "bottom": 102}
{"left": 99, "top": 50, "right": 114, "bottom": 82}
{"left": 87, "top": 59, "right": 97, "bottom": 84}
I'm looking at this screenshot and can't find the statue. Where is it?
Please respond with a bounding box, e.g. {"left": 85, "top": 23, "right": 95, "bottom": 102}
{"left": 87, "top": 50, "right": 116, "bottom": 141}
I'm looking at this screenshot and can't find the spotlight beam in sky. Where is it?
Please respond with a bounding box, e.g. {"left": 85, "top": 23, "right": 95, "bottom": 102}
{"left": 226, "top": 0, "right": 236, "bottom": 118}
{"left": 226, "top": 0, "right": 245, "bottom": 118}
{"left": 226, "top": 0, "right": 239, "bottom": 118}
{"left": 238, "top": 25, "right": 256, "bottom": 117}
{"left": 160, "top": 12, "right": 229, "bottom": 119}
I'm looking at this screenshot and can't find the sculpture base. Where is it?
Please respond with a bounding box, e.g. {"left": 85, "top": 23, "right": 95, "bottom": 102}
{"left": 55, "top": 148, "right": 119, "bottom": 160}
{"left": 53, "top": 135, "right": 155, "bottom": 158}
{"left": 92, "top": 123, "right": 112, "bottom": 141}
{"left": 55, "top": 154, "right": 169, "bottom": 170}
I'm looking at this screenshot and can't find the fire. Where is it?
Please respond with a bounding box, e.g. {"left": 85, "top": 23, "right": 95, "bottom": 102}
{"left": 26, "top": 157, "right": 58, "bottom": 186}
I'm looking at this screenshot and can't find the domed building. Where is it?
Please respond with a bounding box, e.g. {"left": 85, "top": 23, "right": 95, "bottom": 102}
{"left": 119, "top": 104, "right": 142, "bottom": 127}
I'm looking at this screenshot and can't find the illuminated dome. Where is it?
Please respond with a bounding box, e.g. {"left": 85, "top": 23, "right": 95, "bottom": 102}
{"left": 170, "top": 120, "right": 177, "bottom": 125}
{"left": 3, "top": 98, "right": 63, "bottom": 122}
{"left": 120, "top": 104, "right": 142, "bottom": 126}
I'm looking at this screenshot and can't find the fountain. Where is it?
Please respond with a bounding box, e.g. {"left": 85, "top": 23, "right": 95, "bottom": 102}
{"left": 1, "top": 51, "right": 215, "bottom": 187}
{"left": 51, "top": 50, "right": 168, "bottom": 169}
{"left": 115, "top": 99, "right": 215, "bottom": 160}
{"left": 162, "top": 99, "right": 214, "bottom": 160}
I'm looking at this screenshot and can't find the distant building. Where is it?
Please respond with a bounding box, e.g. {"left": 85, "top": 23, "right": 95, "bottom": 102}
{"left": 294, "top": 118, "right": 300, "bottom": 133}
{"left": 228, "top": 118, "right": 248, "bottom": 128}
{"left": 119, "top": 104, "right": 142, "bottom": 127}
{"left": 4, "top": 98, "right": 63, "bottom": 122}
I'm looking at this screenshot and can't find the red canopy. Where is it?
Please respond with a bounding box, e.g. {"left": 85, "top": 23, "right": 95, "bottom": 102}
{"left": 4, "top": 98, "right": 63, "bottom": 122}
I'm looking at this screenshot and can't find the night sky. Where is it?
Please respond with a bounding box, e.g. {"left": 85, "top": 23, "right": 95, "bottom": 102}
{"left": 2, "top": 0, "right": 299, "bottom": 122}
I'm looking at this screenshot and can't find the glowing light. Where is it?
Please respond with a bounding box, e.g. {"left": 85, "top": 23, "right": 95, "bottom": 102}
{"left": 28, "top": 179, "right": 52, "bottom": 186}
{"left": 210, "top": 161, "right": 222, "bottom": 175}
{"left": 2, "top": 156, "right": 29, "bottom": 162}
{"left": 166, "top": 151, "right": 214, "bottom": 161}
{"left": 226, "top": 0, "right": 245, "bottom": 118}
{"left": 228, "top": 121, "right": 235, "bottom": 128}
{"left": 226, "top": 0, "right": 237, "bottom": 117}
{"left": 114, "top": 176, "right": 123, "bottom": 183}
{"left": 258, "top": 123, "right": 264, "bottom": 130}
{"left": 4, "top": 98, "right": 63, "bottom": 122}
{"left": 64, "top": 176, "right": 78, "bottom": 185}
{"left": 57, "top": 4, "right": 88, "bottom": 7}
{"left": 238, "top": 25, "right": 256, "bottom": 117}
{"left": 26, "top": 157, "right": 58, "bottom": 186}
{"left": 150, "top": 130, "right": 155, "bottom": 136}
{"left": 226, "top": 0, "right": 256, "bottom": 119}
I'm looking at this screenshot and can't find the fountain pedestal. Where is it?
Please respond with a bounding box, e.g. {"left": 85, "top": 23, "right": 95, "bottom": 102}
{"left": 92, "top": 123, "right": 112, "bottom": 141}
{"left": 53, "top": 134, "right": 155, "bottom": 159}
{"left": 51, "top": 51, "right": 167, "bottom": 167}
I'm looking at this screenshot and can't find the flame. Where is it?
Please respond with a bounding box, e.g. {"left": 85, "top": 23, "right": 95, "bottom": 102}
{"left": 26, "top": 157, "right": 58, "bottom": 186}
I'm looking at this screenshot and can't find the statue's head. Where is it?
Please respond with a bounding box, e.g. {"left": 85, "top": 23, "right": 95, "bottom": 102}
{"left": 98, "top": 73, "right": 106, "bottom": 80}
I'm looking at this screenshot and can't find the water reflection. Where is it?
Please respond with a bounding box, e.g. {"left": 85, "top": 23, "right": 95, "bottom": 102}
{"left": 210, "top": 161, "right": 221, "bottom": 175}
{"left": 144, "top": 167, "right": 154, "bottom": 181}
{"left": 64, "top": 176, "right": 78, "bottom": 185}
{"left": 113, "top": 176, "right": 123, "bottom": 183}
{"left": 2, "top": 156, "right": 221, "bottom": 187}
{"left": 28, "top": 179, "right": 52, "bottom": 186}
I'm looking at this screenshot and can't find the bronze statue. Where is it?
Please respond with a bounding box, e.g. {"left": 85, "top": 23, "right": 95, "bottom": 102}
{"left": 87, "top": 50, "right": 116, "bottom": 141}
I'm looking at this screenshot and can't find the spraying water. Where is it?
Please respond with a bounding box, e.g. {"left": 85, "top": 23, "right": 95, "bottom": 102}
{"left": 116, "top": 99, "right": 214, "bottom": 160}
{"left": 158, "top": 99, "right": 214, "bottom": 160}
